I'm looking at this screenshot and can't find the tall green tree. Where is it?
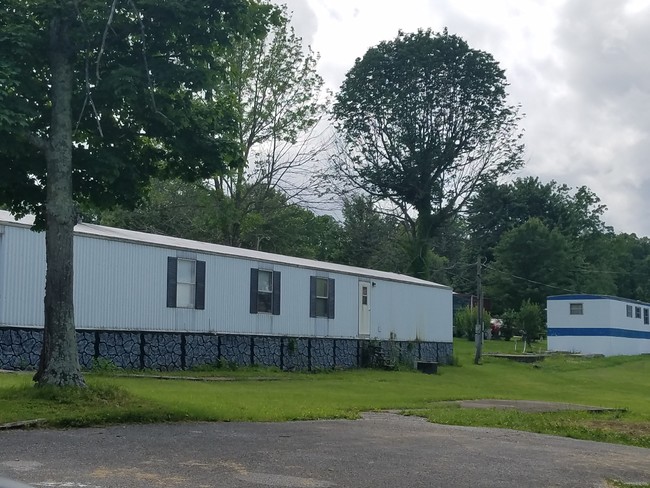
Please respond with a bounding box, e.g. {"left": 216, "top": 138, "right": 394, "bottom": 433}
{"left": 100, "top": 179, "right": 221, "bottom": 244}
{"left": 101, "top": 179, "right": 344, "bottom": 262}
{"left": 228, "top": 186, "right": 343, "bottom": 260}
{"left": 339, "top": 195, "right": 410, "bottom": 272}
{"left": 332, "top": 29, "right": 524, "bottom": 279}
{"left": 485, "top": 218, "right": 581, "bottom": 312}
{"left": 466, "top": 177, "right": 609, "bottom": 262}
{"left": 0, "top": 0, "right": 276, "bottom": 386}
{"left": 593, "top": 233, "right": 650, "bottom": 301}
{"left": 216, "top": 5, "right": 328, "bottom": 246}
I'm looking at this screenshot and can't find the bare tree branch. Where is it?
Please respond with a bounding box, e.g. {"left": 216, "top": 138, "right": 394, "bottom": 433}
{"left": 96, "top": 0, "right": 118, "bottom": 81}
{"left": 73, "top": 0, "right": 103, "bottom": 136}
{"left": 127, "top": 0, "right": 159, "bottom": 112}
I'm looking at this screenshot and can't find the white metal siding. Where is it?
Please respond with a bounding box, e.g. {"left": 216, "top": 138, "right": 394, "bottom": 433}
{"left": 74, "top": 236, "right": 173, "bottom": 330}
{"left": 547, "top": 296, "right": 650, "bottom": 356}
{"left": 0, "top": 227, "right": 4, "bottom": 324}
{"left": 0, "top": 218, "right": 453, "bottom": 341}
{"left": 548, "top": 336, "right": 650, "bottom": 356}
{"left": 372, "top": 281, "right": 452, "bottom": 342}
{"left": 1, "top": 225, "right": 46, "bottom": 327}
{"left": 546, "top": 299, "right": 611, "bottom": 330}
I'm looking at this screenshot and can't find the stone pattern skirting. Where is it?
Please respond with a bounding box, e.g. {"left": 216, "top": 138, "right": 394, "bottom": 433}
{"left": 0, "top": 327, "right": 453, "bottom": 372}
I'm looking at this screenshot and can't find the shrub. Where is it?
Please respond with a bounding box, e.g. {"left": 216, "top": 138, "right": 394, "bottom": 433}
{"left": 91, "top": 357, "right": 119, "bottom": 373}
{"left": 517, "top": 300, "right": 545, "bottom": 343}
{"left": 499, "top": 309, "right": 518, "bottom": 341}
{"left": 453, "top": 306, "right": 491, "bottom": 340}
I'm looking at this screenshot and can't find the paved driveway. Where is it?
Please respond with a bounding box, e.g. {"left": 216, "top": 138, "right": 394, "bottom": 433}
{"left": 1, "top": 413, "right": 649, "bottom": 487}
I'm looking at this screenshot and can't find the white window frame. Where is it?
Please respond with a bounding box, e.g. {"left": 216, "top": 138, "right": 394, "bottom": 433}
{"left": 315, "top": 277, "right": 329, "bottom": 318}
{"left": 176, "top": 258, "right": 196, "bottom": 309}
{"left": 257, "top": 269, "right": 274, "bottom": 314}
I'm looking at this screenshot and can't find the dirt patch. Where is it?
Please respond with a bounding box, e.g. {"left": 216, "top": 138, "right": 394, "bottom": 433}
{"left": 584, "top": 419, "right": 650, "bottom": 437}
{"left": 115, "top": 374, "right": 282, "bottom": 382}
{"left": 0, "top": 419, "right": 46, "bottom": 430}
{"left": 453, "top": 399, "right": 624, "bottom": 413}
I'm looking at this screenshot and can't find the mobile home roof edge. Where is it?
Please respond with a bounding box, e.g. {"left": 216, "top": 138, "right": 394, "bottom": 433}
{"left": 548, "top": 294, "right": 650, "bottom": 307}
{"left": 0, "top": 210, "right": 449, "bottom": 290}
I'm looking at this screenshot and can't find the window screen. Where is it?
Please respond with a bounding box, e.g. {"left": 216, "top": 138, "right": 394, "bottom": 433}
{"left": 569, "top": 303, "right": 583, "bottom": 315}
{"left": 257, "top": 270, "right": 273, "bottom": 313}
{"left": 176, "top": 259, "right": 196, "bottom": 308}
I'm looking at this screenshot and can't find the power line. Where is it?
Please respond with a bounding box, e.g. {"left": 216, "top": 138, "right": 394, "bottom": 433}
{"left": 482, "top": 263, "right": 582, "bottom": 294}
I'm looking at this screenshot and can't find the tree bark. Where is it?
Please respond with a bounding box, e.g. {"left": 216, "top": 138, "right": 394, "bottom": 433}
{"left": 409, "top": 200, "right": 435, "bottom": 280}
{"left": 33, "top": 12, "right": 86, "bottom": 387}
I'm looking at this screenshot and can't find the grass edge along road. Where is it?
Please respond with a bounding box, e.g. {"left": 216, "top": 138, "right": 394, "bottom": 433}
{"left": 1, "top": 339, "right": 649, "bottom": 449}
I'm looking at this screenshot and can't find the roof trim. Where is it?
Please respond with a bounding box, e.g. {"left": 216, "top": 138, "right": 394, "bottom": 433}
{"left": 547, "top": 294, "right": 650, "bottom": 307}
{"left": 0, "top": 210, "right": 450, "bottom": 290}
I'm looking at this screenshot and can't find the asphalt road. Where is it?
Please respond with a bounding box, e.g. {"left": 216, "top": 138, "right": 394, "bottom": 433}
{"left": 1, "top": 413, "right": 649, "bottom": 488}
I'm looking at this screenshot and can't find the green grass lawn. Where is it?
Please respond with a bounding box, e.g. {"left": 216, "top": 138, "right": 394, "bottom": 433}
{"left": 1, "top": 338, "right": 649, "bottom": 449}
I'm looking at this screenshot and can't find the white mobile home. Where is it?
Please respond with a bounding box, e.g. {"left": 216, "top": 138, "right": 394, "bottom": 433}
{"left": 547, "top": 294, "right": 650, "bottom": 356}
{"left": 0, "top": 210, "right": 452, "bottom": 370}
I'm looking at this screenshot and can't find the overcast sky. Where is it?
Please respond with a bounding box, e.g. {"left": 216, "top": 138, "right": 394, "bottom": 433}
{"left": 277, "top": 0, "right": 650, "bottom": 237}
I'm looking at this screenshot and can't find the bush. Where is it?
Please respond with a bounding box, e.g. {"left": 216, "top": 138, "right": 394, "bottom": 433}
{"left": 499, "top": 309, "right": 518, "bottom": 341}
{"left": 517, "top": 300, "right": 545, "bottom": 343}
{"left": 453, "top": 306, "right": 491, "bottom": 340}
{"left": 91, "top": 357, "right": 119, "bottom": 373}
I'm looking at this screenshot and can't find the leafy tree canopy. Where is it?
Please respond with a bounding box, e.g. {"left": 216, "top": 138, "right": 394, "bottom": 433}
{"left": 332, "top": 28, "right": 524, "bottom": 278}
{"left": 591, "top": 233, "right": 650, "bottom": 302}
{"left": 485, "top": 217, "right": 581, "bottom": 312}
{"left": 0, "top": 0, "right": 278, "bottom": 220}
{"left": 212, "top": 4, "right": 329, "bottom": 246}
{"left": 101, "top": 178, "right": 344, "bottom": 262}
{"left": 339, "top": 195, "right": 410, "bottom": 272}
{"left": 466, "top": 177, "right": 610, "bottom": 262}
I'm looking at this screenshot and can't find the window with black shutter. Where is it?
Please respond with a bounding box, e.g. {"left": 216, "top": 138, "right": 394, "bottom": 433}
{"left": 166, "top": 257, "right": 205, "bottom": 310}
{"left": 250, "top": 268, "right": 281, "bottom": 315}
{"left": 309, "top": 276, "right": 335, "bottom": 319}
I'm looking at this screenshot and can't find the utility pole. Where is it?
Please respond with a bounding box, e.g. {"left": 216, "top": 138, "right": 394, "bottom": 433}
{"left": 474, "top": 256, "right": 483, "bottom": 365}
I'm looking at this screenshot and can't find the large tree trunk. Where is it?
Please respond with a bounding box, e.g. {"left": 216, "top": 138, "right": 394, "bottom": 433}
{"left": 409, "top": 201, "right": 435, "bottom": 280}
{"left": 33, "top": 12, "right": 85, "bottom": 387}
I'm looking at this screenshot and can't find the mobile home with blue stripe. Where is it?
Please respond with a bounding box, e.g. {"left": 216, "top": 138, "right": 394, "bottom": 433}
{"left": 547, "top": 294, "right": 650, "bottom": 356}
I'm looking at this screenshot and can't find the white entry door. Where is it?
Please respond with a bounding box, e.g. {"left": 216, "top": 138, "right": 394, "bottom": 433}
{"left": 358, "top": 281, "right": 370, "bottom": 336}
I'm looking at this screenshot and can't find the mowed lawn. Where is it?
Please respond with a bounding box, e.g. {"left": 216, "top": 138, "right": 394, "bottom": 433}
{"left": 1, "top": 338, "right": 649, "bottom": 448}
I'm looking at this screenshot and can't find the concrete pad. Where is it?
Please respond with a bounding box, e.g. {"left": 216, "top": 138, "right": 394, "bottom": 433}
{"left": 454, "top": 399, "right": 624, "bottom": 413}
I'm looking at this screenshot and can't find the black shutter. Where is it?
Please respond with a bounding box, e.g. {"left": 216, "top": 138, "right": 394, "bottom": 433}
{"left": 167, "top": 257, "right": 177, "bottom": 308}
{"left": 272, "top": 271, "right": 281, "bottom": 315}
{"left": 309, "top": 276, "right": 316, "bottom": 318}
{"left": 195, "top": 260, "right": 206, "bottom": 310}
{"left": 250, "top": 268, "right": 258, "bottom": 314}
{"left": 328, "top": 278, "right": 335, "bottom": 319}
